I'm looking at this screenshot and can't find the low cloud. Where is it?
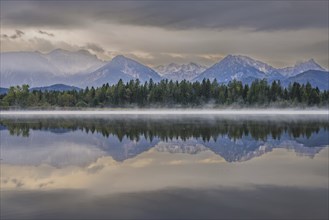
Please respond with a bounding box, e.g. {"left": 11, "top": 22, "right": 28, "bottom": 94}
{"left": 84, "top": 43, "right": 105, "bottom": 53}
{"left": 1, "top": 36, "right": 81, "bottom": 54}
{"left": 38, "top": 30, "right": 55, "bottom": 37}
{"left": 1, "top": 29, "right": 25, "bottom": 39}
{"left": 11, "top": 178, "right": 24, "bottom": 188}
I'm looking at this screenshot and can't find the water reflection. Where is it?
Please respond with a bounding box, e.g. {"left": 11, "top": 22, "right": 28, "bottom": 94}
{"left": 1, "top": 115, "right": 328, "bottom": 219}
{"left": 1, "top": 115, "right": 328, "bottom": 165}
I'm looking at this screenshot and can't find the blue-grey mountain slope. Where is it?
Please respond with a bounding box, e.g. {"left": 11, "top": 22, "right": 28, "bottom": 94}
{"left": 83, "top": 55, "right": 161, "bottom": 87}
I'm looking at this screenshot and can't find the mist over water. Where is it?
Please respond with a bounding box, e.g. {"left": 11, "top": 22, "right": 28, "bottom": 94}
{"left": 1, "top": 113, "right": 328, "bottom": 219}
{"left": 1, "top": 109, "right": 328, "bottom": 116}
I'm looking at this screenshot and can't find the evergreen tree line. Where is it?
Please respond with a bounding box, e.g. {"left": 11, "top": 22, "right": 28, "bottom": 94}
{"left": 1, "top": 79, "right": 328, "bottom": 108}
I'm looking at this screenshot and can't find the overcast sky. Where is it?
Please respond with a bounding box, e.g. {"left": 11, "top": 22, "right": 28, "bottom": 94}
{"left": 1, "top": 0, "right": 328, "bottom": 68}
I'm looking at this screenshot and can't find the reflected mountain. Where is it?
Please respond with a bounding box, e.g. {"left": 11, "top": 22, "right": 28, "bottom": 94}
{"left": 98, "top": 134, "right": 160, "bottom": 161}
{"left": 1, "top": 116, "right": 328, "bottom": 167}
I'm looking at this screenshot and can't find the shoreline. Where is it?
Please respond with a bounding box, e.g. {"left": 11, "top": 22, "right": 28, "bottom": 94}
{"left": 0, "top": 109, "right": 328, "bottom": 115}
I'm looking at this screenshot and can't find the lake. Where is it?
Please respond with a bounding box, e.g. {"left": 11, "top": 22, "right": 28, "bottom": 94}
{"left": 1, "top": 112, "right": 328, "bottom": 219}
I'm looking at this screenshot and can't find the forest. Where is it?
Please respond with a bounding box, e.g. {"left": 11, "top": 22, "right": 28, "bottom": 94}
{"left": 0, "top": 79, "right": 328, "bottom": 108}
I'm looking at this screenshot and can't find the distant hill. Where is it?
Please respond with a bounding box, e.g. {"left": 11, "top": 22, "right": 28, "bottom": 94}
{"left": 30, "top": 84, "right": 82, "bottom": 92}
{"left": 287, "top": 70, "right": 329, "bottom": 91}
{"left": 0, "top": 87, "right": 8, "bottom": 95}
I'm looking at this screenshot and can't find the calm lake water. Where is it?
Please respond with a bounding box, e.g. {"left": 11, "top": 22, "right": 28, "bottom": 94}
{"left": 1, "top": 114, "right": 328, "bottom": 219}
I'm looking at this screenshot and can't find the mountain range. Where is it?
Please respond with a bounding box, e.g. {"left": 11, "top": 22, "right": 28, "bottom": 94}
{"left": 1, "top": 49, "right": 328, "bottom": 90}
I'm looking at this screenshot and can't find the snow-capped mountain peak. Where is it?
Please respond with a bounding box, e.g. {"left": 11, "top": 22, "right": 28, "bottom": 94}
{"left": 294, "top": 59, "right": 325, "bottom": 71}
{"left": 194, "top": 54, "right": 283, "bottom": 83}
{"left": 221, "top": 54, "right": 279, "bottom": 75}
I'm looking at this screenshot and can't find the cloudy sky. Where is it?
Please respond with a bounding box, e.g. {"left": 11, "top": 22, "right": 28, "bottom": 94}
{"left": 1, "top": 0, "right": 328, "bottom": 68}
